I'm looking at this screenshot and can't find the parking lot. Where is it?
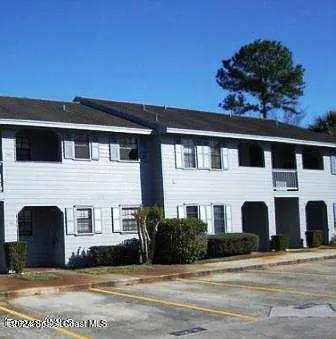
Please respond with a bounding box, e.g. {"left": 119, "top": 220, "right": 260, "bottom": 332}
{"left": 1, "top": 259, "right": 336, "bottom": 338}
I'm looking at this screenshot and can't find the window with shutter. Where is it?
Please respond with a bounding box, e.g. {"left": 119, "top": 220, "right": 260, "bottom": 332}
{"left": 121, "top": 207, "right": 138, "bottom": 232}
{"left": 75, "top": 207, "right": 93, "bottom": 234}
{"left": 119, "top": 138, "right": 139, "bottom": 161}
{"left": 183, "top": 140, "right": 196, "bottom": 168}
{"left": 186, "top": 205, "right": 199, "bottom": 219}
{"left": 210, "top": 142, "right": 222, "bottom": 169}
{"left": 213, "top": 205, "right": 225, "bottom": 233}
{"left": 74, "top": 135, "right": 90, "bottom": 159}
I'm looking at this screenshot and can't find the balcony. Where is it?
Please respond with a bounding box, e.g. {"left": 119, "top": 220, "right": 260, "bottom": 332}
{"left": 272, "top": 169, "right": 298, "bottom": 191}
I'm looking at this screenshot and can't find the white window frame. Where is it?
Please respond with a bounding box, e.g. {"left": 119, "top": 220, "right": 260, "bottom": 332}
{"left": 121, "top": 205, "right": 139, "bottom": 233}
{"left": 73, "top": 134, "right": 92, "bottom": 161}
{"left": 74, "top": 206, "right": 94, "bottom": 235}
{"left": 213, "top": 204, "right": 226, "bottom": 234}
{"left": 111, "top": 137, "right": 140, "bottom": 163}
{"left": 183, "top": 139, "right": 197, "bottom": 169}
{"left": 209, "top": 140, "right": 223, "bottom": 170}
{"left": 185, "top": 204, "right": 200, "bottom": 219}
{"left": 176, "top": 138, "right": 228, "bottom": 171}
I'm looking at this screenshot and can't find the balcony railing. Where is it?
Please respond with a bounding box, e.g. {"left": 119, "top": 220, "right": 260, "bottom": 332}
{"left": 272, "top": 169, "right": 298, "bottom": 191}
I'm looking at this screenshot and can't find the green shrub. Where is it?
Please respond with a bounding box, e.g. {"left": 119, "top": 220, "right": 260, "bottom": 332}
{"left": 330, "top": 235, "right": 336, "bottom": 247}
{"left": 271, "top": 234, "right": 288, "bottom": 251}
{"left": 154, "top": 218, "right": 207, "bottom": 264}
{"left": 4, "top": 241, "right": 27, "bottom": 273}
{"left": 306, "top": 230, "right": 323, "bottom": 248}
{"left": 207, "top": 233, "right": 259, "bottom": 258}
{"left": 90, "top": 240, "right": 139, "bottom": 266}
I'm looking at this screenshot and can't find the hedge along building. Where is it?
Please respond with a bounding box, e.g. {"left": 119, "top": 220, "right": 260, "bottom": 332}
{"left": 0, "top": 95, "right": 336, "bottom": 269}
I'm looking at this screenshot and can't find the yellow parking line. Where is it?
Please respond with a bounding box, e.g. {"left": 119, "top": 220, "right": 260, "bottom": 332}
{"left": 177, "top": 278, "right": 336, "bottom": 298}
{"left": 89, "top": 287, "right": 258, "bottom": 322}
{"left": 246, "top": 269, "right": 336, "bottom": 277}
{"left": 0, "top": 305, "right": 89, "bottom": 339}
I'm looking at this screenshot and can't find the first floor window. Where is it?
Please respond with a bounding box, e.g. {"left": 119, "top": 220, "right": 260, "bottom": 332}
{"left": 18, "top": 208, "right": 33, "bottom": 236}
{"left": 211, "top": 142, "right": 222, "bottom": 169}
{"left": 120, "top": 138, "right": 138, "bottom": 161}
{"left": 76, "top": 208, "right": 93, "bottom": 233}
{"left": 213, "top": 205, "right": 225, "bottom": 233}
{"left": 16, "top": 135, "right": 31, "bottom": 161}
{"left": 122, "top": 207, "right": 138, "bottom": 232}
{"left": 186, "top": 205, "right": 199, "bottom": 219}
{"left": 74, "top": 135, "right": 90, "bottom": 159}
{"left": 183, "top": 140, "right": 196, "bottom": 168}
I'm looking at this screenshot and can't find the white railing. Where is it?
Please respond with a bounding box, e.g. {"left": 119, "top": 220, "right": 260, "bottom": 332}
{"left": 272, "top": 169, "right": 298, "bottom": 190}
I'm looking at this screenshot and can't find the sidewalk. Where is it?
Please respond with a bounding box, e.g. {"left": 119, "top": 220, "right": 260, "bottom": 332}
{"left": 1, "top": 248, "right": 336, "bottom": 300}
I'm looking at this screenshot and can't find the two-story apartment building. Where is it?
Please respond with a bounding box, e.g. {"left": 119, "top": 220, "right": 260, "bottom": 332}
{"left": 0, "top": 95, "right": 335, "bottom": 269}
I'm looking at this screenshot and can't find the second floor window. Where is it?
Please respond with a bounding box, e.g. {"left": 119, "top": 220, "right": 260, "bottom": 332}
{"left": 211, "top": 142, "right": 222, "bottom": 169}
{"left": 76, "top": 208, "right": 93, "bottom": 234}
{"left": 119, "top": 138, "right": 139, "bottom": 161}
{"left": 302, "top": 147, "right": 323, "bottom": 170}
{"left": 183, "top": 140, "right": 196, "bottom": 168}
{"left": 16, "top": 135, "right": 31, "bottom": 161}
{"left": 74, "top": 135, "right": 90, "bottom": 159}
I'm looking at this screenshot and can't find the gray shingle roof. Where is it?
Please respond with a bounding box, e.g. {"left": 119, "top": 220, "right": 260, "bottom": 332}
{"left": 76, "top": 97, "right": 336, "bottom": 145}
{"left": 0, "top": 96, "right": 146, "bottom": 130}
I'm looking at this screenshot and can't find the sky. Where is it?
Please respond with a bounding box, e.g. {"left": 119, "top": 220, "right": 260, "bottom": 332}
{"left": 0, "top": 0, "right": 335, "bottom": 126}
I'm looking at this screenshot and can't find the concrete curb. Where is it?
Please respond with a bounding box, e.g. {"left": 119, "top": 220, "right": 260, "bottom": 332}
{"left": 1, "top": 253, "right": 336, "bottom": 301}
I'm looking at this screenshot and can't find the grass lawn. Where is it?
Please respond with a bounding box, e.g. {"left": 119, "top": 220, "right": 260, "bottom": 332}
{"left": 14, "top": 272, "right": 59, "bottom": 281}
{"left": 75, "top": 252, "right": 280, "bottom": 275}
{"left": 76, "top": 264, "right": 156, "bottom": 275}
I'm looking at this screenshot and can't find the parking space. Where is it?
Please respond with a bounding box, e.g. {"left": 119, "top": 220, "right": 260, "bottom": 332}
{"left": 1, "top": 260, "right": 336, "bottom": 338}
